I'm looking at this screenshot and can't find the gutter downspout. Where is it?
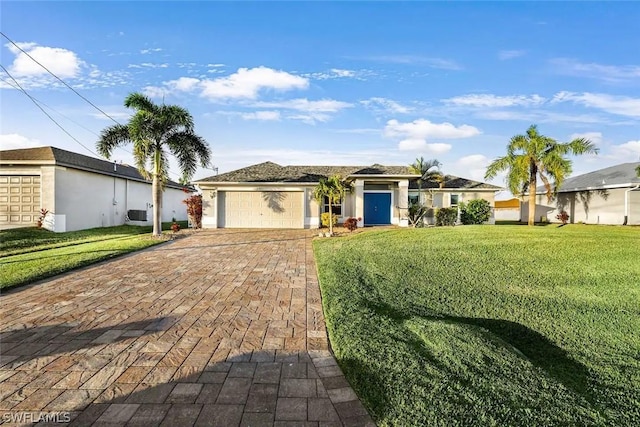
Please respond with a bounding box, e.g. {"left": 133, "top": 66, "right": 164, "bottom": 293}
{"left": 623, "top": 184, "right": 640, "bottom": 225}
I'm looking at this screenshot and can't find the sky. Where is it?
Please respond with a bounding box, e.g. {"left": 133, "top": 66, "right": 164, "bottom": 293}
{"left": 1, "top": 1, "right": 639, "bottom": 192}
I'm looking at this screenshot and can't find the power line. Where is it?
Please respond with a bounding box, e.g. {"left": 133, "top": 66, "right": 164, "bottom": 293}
{"left": 0, "top": 75, "right": 102, "bottom": 138}
{"left": 1, "top": 31, "right": 121, "bottom": 125}
{"left": 0, "top": 63, "right": 103, "bottom": 158}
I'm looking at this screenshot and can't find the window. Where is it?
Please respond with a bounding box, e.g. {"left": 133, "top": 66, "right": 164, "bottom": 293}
{"left": 323, "top": 196, "right": 342, "bottom": 216}
{"left": 408, "top": 194, "right": 419, "bottom": 206}
{"left": 450, "top": 194, "right": 459, "bottom": 207}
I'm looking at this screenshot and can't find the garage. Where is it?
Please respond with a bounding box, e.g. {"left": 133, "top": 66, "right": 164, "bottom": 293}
{"left": 219, "top": 191, "right": 304, "bottom": 228}
{"left": 0, "top": 175, "right": 41, "bottom": 227}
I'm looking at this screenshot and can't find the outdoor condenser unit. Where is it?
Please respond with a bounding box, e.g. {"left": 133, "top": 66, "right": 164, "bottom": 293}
{"left": 127, "top": 210, "right": 147, "bottom": 221}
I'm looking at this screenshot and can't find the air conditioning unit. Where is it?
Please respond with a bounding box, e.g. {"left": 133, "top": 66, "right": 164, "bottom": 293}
{"left": 127, "top": 210, "right": 147, "bottom": 221}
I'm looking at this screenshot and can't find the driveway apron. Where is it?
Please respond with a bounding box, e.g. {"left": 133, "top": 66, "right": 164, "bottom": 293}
{"left": 0, "top": 229, "right": 374, "bottom": 426}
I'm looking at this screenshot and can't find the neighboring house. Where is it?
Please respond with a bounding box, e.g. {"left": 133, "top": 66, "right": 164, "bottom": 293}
{"left": 193, "top": 161, "right": 502, "bottom": 229}
{"left": 494, "top": 198, "right": 521, "bottom": 221}
{"left": 522, "top": 162, "right": 640, "bottom": 225}
{"left": 0, "top": 146, "right": 189, "bottom": 232}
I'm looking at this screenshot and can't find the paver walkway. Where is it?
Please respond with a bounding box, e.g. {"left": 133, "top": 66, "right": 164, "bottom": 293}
{"left": 0, "top": 229, "right": 374, "bottom": 426}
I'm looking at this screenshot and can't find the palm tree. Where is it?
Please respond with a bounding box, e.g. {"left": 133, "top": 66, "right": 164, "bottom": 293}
{"left": 409, "top": 157, "right": 443, "bottom": 206}
{"left": 313, "top": 175, "right": 348, "bottom": 236}
{"left": 485, "top": 125, "right": 598, "bottom": 226}
{"left": 97, "top": 93, "right": 211, "bottom": 236}
{"left": 636, "top": 164, "right": 640, "bottom": 177}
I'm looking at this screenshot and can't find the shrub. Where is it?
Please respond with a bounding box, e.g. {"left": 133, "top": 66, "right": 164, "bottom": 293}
{"left": 183, "top": 194, "right": 203, "bottom": 228}
{"left": 435, "top": 207, "right": 458, "bottom": 226}
{"left": 321, "top": 212, "right": 338, "bottom": 229}
{"left": 460, "top": 199, "right": 492, "bottom": 225}
{"left": 343, "top": 217, "right": 358, "bottom": 232}
{"left": 36, "top": 208, "right": 50, "bottom": 229}
{"left": 556, "top": 210, "right": 570, "bottom": 225}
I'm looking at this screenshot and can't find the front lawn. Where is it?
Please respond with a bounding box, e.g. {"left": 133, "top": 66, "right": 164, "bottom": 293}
{"left": 313, "top": 225, "right": 640, "bottom": 426}
{"left": 0, "top": 222, "right": 187, "bottom": 290}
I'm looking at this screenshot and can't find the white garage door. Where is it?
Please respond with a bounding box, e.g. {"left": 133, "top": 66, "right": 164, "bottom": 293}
{"left": 220, "top": 191, "right": 304, "bottom": 228}
{"left": 0, "top": 175, "right": 41, "bottom": 227}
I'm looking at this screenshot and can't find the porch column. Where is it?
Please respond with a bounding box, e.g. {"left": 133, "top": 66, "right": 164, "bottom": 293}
{"left": 355, "top": 179, "right": 364, "bottom": 227}
{"left": 398, "top": 179, "right": 409, "bottom": 227}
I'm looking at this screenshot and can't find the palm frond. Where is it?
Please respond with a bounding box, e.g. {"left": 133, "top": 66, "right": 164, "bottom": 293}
{"left": 167, "top": 131, "right": 211, "bottom": 182}
{"left": 124, "top": 92, "right": 157, "bottom": 113}
{"left": 96, "top": 124, "right": 130, "bottom": 159}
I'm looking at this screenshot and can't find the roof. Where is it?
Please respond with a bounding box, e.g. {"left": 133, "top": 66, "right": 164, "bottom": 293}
{"left": 408, "top": 174, "right": 502, "bottom": 190}
{"left": 0, "top": 146, "right": 188, "bottom": 190}
{"left": 195, "top": 161, "right": 501, "bottom": 190}
{"left": 195, "top": 161, "right": 418, "bottom": 184}
{"left": 536, "top": 162, "right": 640, "bottom": 193}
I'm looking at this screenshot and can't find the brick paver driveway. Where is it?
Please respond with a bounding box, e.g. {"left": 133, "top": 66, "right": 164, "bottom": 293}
{"left": 0, "top": 229, "right": 374, "bottom": 426}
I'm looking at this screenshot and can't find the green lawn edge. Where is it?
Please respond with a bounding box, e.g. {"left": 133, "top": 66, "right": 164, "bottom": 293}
{"left": 312, "top": 225, "right": 640, "bottom": 427}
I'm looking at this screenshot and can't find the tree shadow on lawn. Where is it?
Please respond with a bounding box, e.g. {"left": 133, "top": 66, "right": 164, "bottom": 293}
{"left": 363, "top": 297, "right": 594, "bottom": 407}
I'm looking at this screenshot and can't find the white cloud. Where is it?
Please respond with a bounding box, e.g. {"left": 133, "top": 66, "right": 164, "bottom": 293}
{"left": 252, "top": 98, "right": 351, "bottom": 112}
{"left": 384, "top": 119, "right": 480, "bottom": 139}
{"left": 127, "top": 62, "right": 169, "bottom": 69}
{"left": 200, "top": 66, "right": 308, "bottom": 100}
{"left": 141, "top": 85, "right": 168, "bottom": 98}
{"left": 361, "top": 55, "right": 462, "bottom": 70}
{"left": 454, "top": 154, "right": 491, "bottom": 182}
{"left": 498, "top": 50, "right": 526, "bottom": 60}
{"left": 330, "top": 128, "right": 380, "bottom": 135}
{"left": 287, "top": 113, "right": 333, "bottom": 125}
{"left": 398, "top": 139, "right": 451, "bottom": 153}
{"left": 167, "top": 77, "right": 200, "bottom": 92}
{"left": 241, "top": 110, "right": 281, "bottom": 121}
{"left": 550, "top": 58, "right": 640, "bottom": 83}
{"left": 443, "top": 94, "right": 546, "bottom": 108}
{"left": 304, "top": 68, "right": 375, "bottom": 80}
{"left": 207, "top": 63, "right": 225, "bottom": 68}
{"left": 0, "top": 133, "right": 42, "bottom": 150}
{"left": 361, "top": 97, "right": 413, "bottom": 114}
{"left": 7, "top": 42, "right": 83, "bottom": 78}
{"left": 385, "top": 119, "right": 478, "bottom": 154}
{"left": 140, "top": 48, "right": 163, "bottom": 54}
{"left": 570, "top": 132, "right": 603, "bottom": 145}
{"left": 552, "top": 91, "right": 640, "bottom": 118}
{"left": 608, "top": 140, "right": 640, "bottom": 161}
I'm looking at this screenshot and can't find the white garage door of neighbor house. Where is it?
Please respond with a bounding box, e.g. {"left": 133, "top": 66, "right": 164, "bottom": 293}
{"left": 220, "top": 191, "right": 304, "bottom": 228}
{"left": 0, "top": 175, "right": 41, "bottom": 227}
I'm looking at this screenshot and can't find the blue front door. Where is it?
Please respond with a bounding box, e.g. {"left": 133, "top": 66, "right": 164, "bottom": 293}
{"left": 364, "top": 193, "right": 391, "bottom": 225}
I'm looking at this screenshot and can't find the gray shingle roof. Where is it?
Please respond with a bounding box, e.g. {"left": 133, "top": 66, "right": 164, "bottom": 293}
{"left": 0, "top": 146, "right": 188, "bottom": 190}
{"left": 195, "top": 162, "right": 417, "bottom": 184}
{"left": 409, "top": 175, "right": 502, "bottom": 190}
{"left": 195, "top": 162, "right": 501, "bottom": 190}
{"left": 537, "top": 162, "right": 640, "bottom": 193}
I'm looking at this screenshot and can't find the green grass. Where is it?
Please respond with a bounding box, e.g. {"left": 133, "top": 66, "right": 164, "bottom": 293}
{"left": 0, "top": 222, "right": 187, "bottom": 290}
{"left": 313, "top": 225, "right": 640, "bottom": 426}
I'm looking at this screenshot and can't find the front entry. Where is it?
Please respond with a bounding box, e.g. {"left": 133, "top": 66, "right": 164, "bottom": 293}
{"left": 364, "top": 193, "right": 391, "bottom": 225}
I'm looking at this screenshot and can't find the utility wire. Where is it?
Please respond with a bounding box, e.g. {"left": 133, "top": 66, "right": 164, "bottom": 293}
{"left": 0, "top": 63, "right": 103, "bottom": 158}
{"left": 1, "top": 31, "right": 121, "bottom": 125}
{"left": 1, "top": 32, "right": 202, "bottom": 181}
{"left": 0, "top": 75, "right": 101, "bottom": 137}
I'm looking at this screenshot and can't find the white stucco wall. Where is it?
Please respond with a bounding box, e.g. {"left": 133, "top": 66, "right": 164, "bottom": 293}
{"left": 522, "top": 188, "right": 640, "bottom": 225}
{"left": 53, "top": 167, "right": 187, "bottom": 232}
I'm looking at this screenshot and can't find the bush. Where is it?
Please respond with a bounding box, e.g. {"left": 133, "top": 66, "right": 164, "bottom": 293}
{"left": 321, "top": 212, "right": 338, "bottom": 228}
{"left": 183, "top": 194, "right": 203, "bottom": 228}
{"left": 556, "top": 210, "right": 570, "bottom": 225}
{"left": 460, "top": 199, "right": 492, "bottom": 225}
{"left": 343, "top": 217, "right": 358, "bottom": 232}
{"left": 436, "top": 207, "right": 458, "bottom": 226}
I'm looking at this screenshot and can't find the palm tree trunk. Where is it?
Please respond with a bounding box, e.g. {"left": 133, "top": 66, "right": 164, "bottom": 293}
{"left": 152, "top": 150, "right": 162, "bottom": 236}
{"left": 528, "top": 162, "right": 537, "bottom": 226}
